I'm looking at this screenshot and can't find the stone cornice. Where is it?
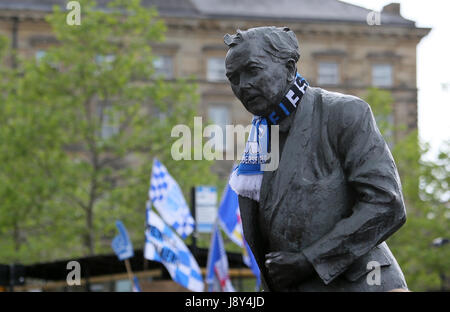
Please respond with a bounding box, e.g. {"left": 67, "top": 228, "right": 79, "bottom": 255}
{"left": 0, "top": 9, "right": 431, "bottom": 43}
{"left": 165, "top": 17, "right": 431, "bottom": 42}
{"left": 0, "top": 9, "right": 47, "bottom": 21}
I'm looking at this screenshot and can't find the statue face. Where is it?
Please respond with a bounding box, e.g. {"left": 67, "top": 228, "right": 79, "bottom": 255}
{"left": 225, "top": 39, "right": 292, "bottom": 117}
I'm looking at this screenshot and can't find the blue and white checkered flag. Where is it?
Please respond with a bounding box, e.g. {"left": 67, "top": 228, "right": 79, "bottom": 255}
{"left": 144, "top": 208, "right": 204, "bottom": 292}
{"left": 218, "top": 183, "right": 261, "bottom": 289}
{"left": 111, "top": 220, "right": 134, "bottom": 261}
{"left": 149, "top": 158, "right": 194, "bottom": 239}
{"left": 206, "top": 223, "right": 235, "bottom": 292}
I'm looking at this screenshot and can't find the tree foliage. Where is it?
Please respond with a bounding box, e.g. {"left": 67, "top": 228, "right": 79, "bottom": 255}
{"left": 364, "top": 88, "right": 449, "bottom": 291}
{"left": 0, "top": 0, "right": 217, "bottom": 263}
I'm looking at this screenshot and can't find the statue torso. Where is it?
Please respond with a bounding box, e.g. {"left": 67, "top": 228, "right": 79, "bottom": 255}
{"left": 256, "top": 89, "right": 351, "bottom": 254}
{"left": 257, "top": 113, "right": 302, "bottom": 253}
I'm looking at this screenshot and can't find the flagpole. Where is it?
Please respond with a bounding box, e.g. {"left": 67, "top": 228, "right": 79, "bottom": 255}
{"left": 190, "top": 186, "right": 197, "bottom": 253}
{"left": 124, "top": 259, "right": 135, "bottom": 285}
{"left": 111, "top": 220, "right": 140, "bottom": 291}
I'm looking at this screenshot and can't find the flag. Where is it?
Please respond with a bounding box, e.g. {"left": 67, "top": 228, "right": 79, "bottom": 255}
{"left": 206, "top": 223, "right": 235, "bottom": 292}
{"left": 112, "top": 220, "right": 141, "bottom": 291}
{"left": 217, "top": 184, "right": 261, "bottom": 288}
{"left": 144, "top": 208, "right": 204, "bottom": 292}
{"left": 218, "top": 184, "right": 243, "bottom": 247}
{"left": 149, "top": 158, "right": 194, "bottom": 239}
{"left": 242, "top": 238, "right": 261, "bottom": 290}
{"left": 111, "top": 220, "right": 134, "bottom": 261}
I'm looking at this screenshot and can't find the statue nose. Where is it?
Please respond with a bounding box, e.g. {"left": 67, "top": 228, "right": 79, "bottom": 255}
{"left": 240, "top": 79, "right": 255, "bottom": 93}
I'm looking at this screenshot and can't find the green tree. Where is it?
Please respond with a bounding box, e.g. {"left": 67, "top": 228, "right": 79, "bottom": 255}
{"left": 0, "top": 0, "right": 217, "bottom": 263}
{"left": 364, "top": 88, "right": 449, "bottom": 291}
{"left": 0, "top": 34, "right": 70, "bottom": 262}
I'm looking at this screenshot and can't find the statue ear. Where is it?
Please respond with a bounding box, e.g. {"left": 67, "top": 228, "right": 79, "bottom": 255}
{"left": 286, "top": 59, "right": 297, "bottom": 82}
{"left": 224, "top": 34, "right": 233, "bottom": 46}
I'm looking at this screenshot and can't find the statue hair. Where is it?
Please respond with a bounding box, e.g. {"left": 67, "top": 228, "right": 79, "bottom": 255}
{"left": 224, "top": 26, "right": 300, "bottom": 63}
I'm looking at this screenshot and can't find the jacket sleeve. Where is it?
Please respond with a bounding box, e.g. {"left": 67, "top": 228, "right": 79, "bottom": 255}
{"left": 302, "top": 96, "right": 406, "bottom": 285}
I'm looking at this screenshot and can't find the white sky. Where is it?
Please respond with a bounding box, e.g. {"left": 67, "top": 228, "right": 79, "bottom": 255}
{"left": 342, "top": 0, "right": 450, "bottom": 160}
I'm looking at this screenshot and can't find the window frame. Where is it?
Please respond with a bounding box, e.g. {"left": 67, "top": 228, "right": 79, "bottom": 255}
{"left": 372, "top": 63, "right": 393, "bottom": 88}
{"left": 206, "top": 57, "right": 227, "bottom": 82}
{"left": 317, "top": 61, "right": 340, "bottom": 86}
{"left": 207, "top": 104, "right": 232, "bottom": 151}
{"left": 153, "top": 54, "right": 175, "bottom": 79}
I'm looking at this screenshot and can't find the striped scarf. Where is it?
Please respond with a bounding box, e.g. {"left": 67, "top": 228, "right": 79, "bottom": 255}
{"left": 230, "top": 73, "right": 308, "bottom": 201}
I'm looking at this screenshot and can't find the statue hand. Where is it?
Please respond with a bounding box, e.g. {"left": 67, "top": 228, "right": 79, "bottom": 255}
{"left": 265, "top": 251, "right": 315, "bottom": 291}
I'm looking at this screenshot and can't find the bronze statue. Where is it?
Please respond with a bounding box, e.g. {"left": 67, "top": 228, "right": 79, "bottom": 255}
{"left": 225, "top": 26, "right": 408, "bottom": 291}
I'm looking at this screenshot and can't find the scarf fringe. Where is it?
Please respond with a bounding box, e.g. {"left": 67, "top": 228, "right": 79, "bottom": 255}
{"left": 229, "top": 169, "right": 263, "bottom": 202}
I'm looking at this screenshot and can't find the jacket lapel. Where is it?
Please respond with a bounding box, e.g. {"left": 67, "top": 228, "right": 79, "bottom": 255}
{"left": 259, "top": 87, "right": 316, "bottom": 212}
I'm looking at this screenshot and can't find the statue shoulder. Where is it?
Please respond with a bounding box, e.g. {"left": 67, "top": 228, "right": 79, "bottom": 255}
{"left": 317, "top": 88, "right": 369, "bottom": 114}
{"left": 313, "top": 87, "right": 371, "bottom": 127}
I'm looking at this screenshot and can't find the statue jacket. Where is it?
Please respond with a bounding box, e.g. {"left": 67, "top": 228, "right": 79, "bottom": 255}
{"left": 238, "top": 87, "right": 408, "bottom": 291}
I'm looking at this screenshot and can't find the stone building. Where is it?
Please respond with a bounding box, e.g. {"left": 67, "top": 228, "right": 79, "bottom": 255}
{"left": 0, "top": 0, "right": 430, "bottom": 176}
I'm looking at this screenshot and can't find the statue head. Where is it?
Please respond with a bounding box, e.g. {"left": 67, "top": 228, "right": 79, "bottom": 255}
{"left": 224, "top": 26, "right": 300, "bottom": 117}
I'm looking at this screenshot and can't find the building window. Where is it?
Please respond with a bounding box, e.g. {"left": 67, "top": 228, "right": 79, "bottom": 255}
{"left": 208, "top": 105, "right": 231, "bottom": 150}
{"left": 207, "top": 57, "right": 226, "bottom": 82}
{"left": 95, "top": 54, "right": 115, "bottom": 72}
{"left": 372, "top": 64, "right": 393, "bottom": 87}
{"left": 95, "top": 54, "right": 115, "bottom": 64}
{"left": 318, "top": 62, "right": 339, "bottom": 85}
{"left": 35, "top": 50, "right": 46, "bottom": 61}
{"left": 153, "top": 55, "right": 174, "bottom": 79}
{"left": 98, "top": 105, "right": 119, "bottom": 140}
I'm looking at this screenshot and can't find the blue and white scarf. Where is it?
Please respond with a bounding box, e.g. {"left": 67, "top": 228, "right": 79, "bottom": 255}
{"left": 229, "top": 73, "right": 308, "bottom": 201}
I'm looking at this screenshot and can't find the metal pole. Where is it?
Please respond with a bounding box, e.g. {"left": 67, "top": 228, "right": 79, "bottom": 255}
{"left": 190, "top": 186, "right": 197, "bottom": 253}
{"left": 85, "top": 264, "right": 91, "bottom": 292}
{"left": 238, "top": 268, "right": 243, "bottom": 292}
{"left": 11, "top": 16, "right": 19, "bottom": 69}
{"left": 9, "top": 264, "right": 14, "bottom": 292}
